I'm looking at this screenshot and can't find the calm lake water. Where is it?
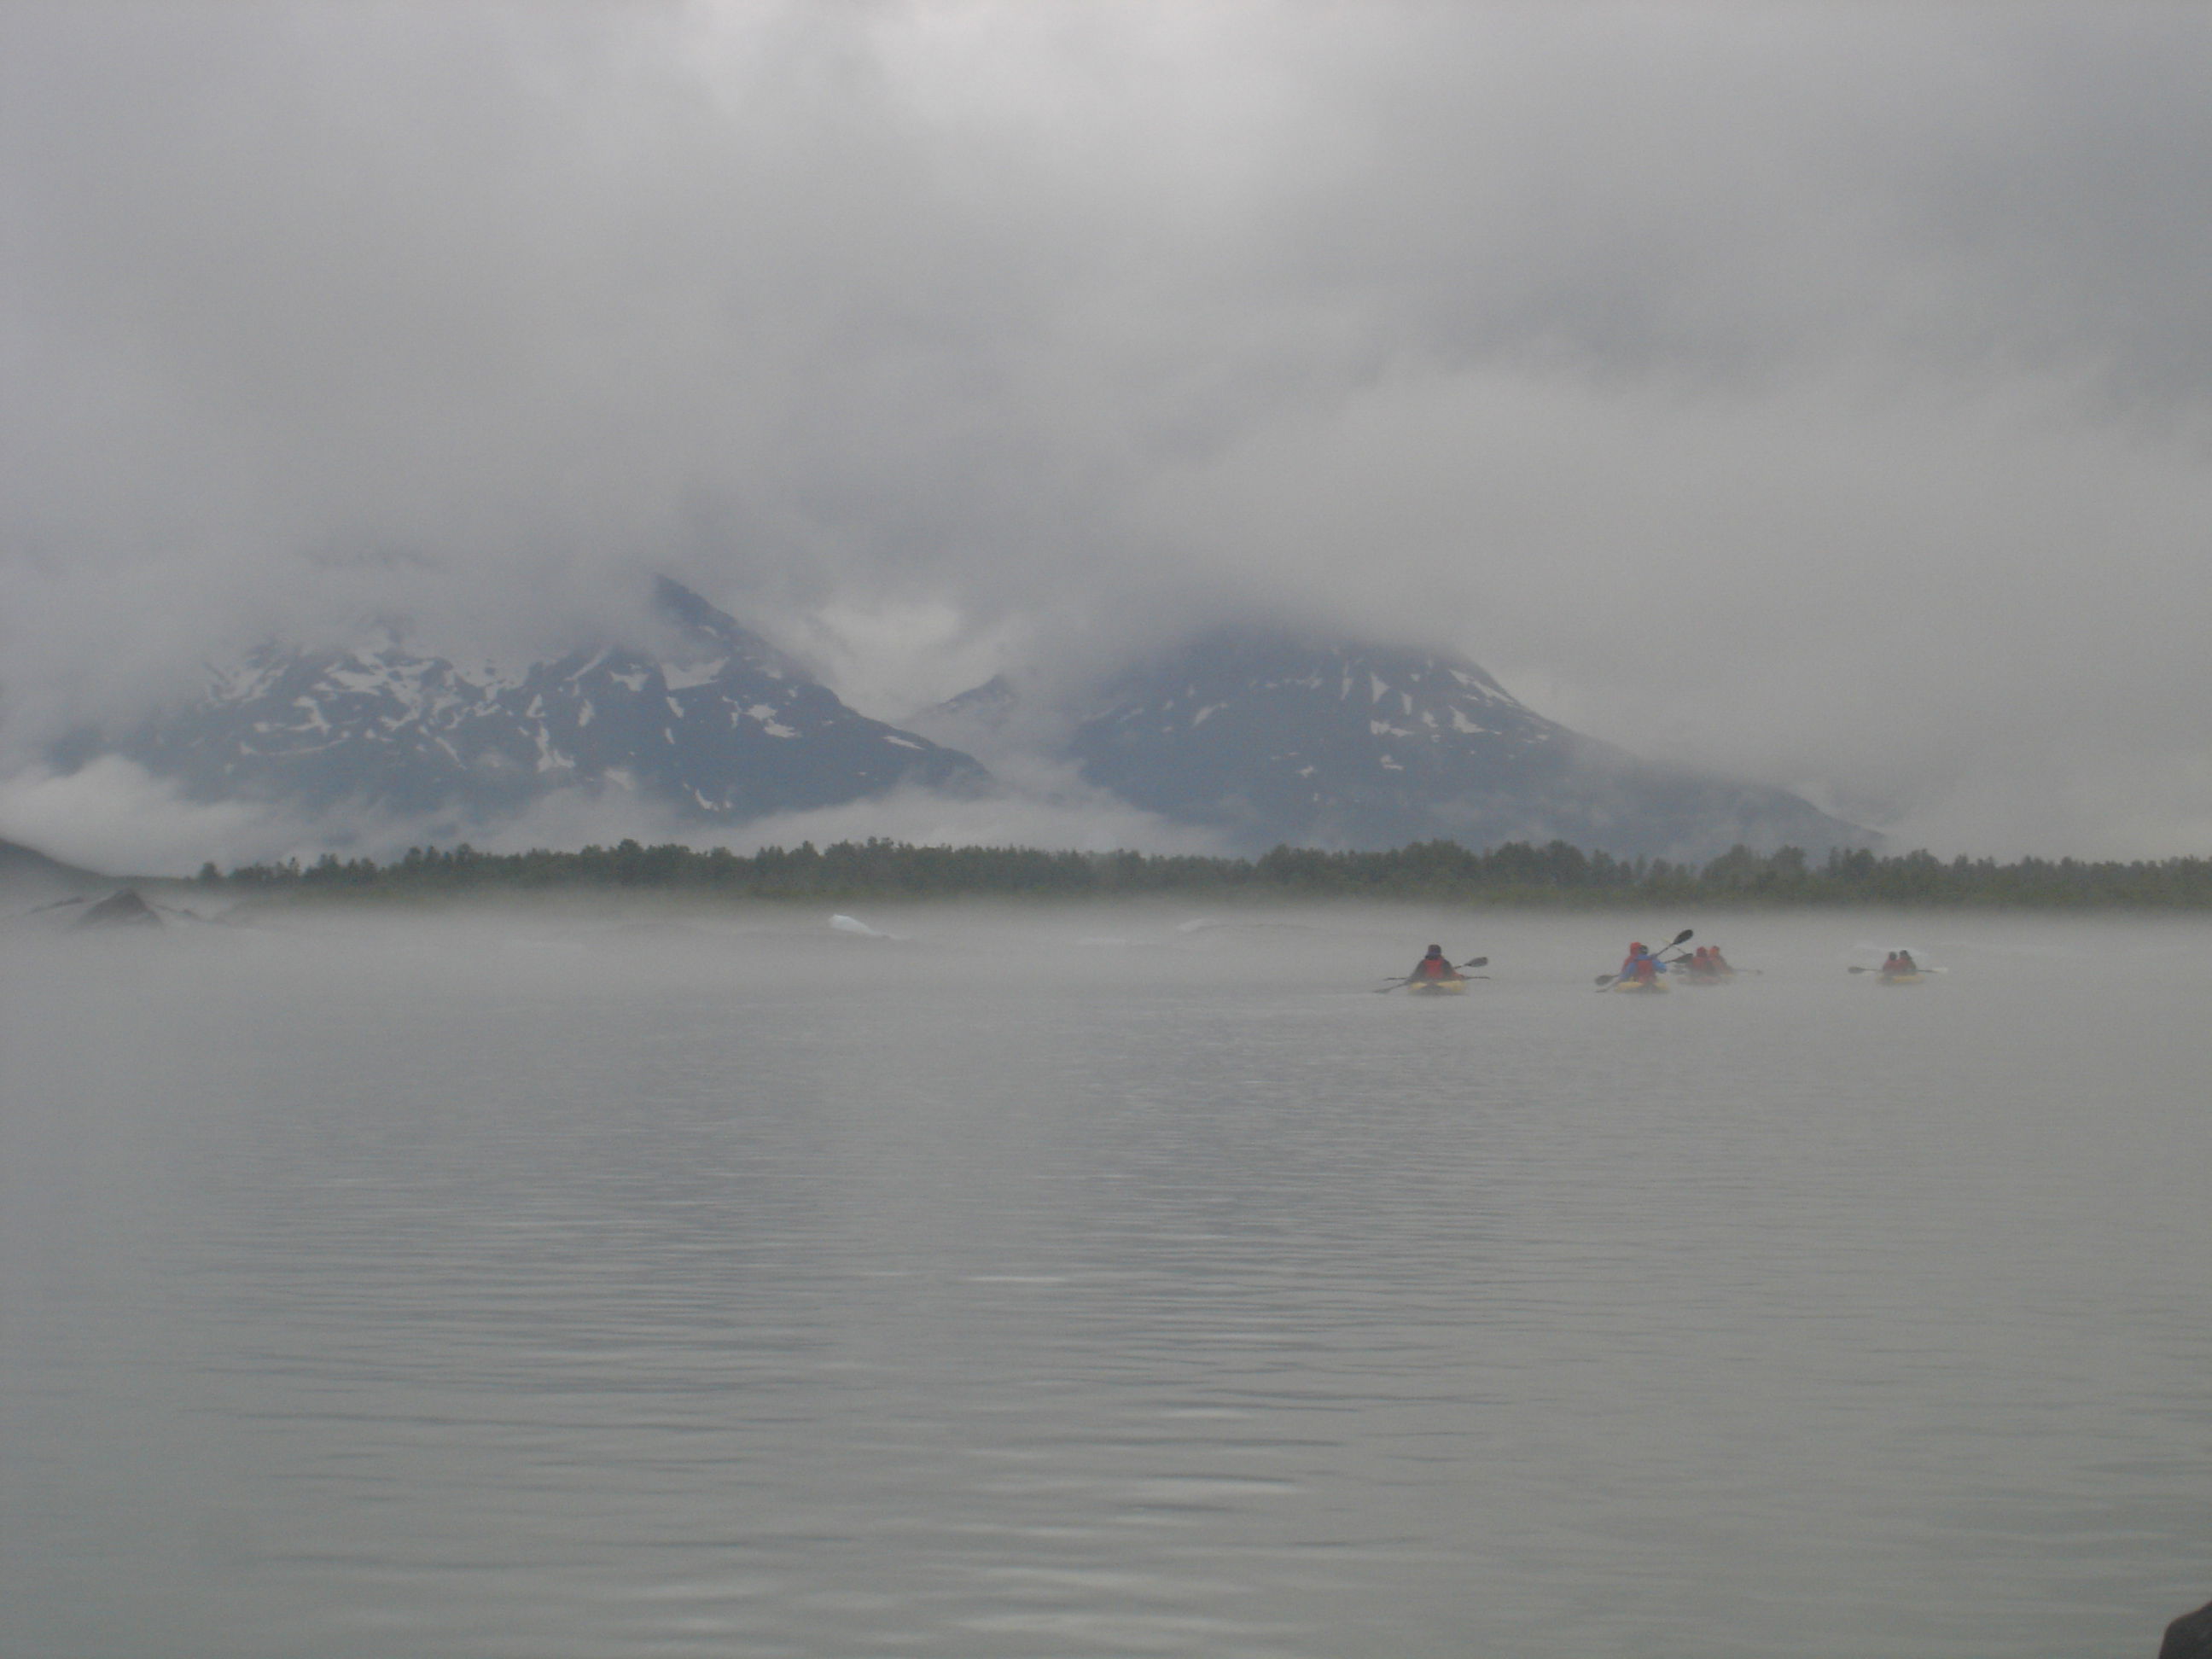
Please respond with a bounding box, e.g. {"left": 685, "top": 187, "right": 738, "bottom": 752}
{"left": 3, "top": 902, "right": 2208, "bottom": 1657}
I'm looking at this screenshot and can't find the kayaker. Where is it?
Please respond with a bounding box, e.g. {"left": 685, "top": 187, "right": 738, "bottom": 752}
{"left": 1706, "top": 946, "right": 1734, "bottom": 975}
{"left": 1619, "top": 942, "right": 1663, "bottom": 986}
{"left": 1685, "top": 946, "right": 1717, "bottom": 978}
{"left": 1409, "top": 944, "right": 1460, "bottom": 981}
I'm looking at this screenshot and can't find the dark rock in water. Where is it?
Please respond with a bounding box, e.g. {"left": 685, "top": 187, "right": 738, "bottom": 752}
{"left": 73, "top": 888, "right": 161, "bottom": 929}
{"left": 2163, "top": 1600, "right": 2212, "bottom": 1658}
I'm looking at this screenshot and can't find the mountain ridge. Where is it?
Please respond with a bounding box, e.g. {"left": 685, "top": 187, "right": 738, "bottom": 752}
{"left": 44, "top": 585, "right": 1869, "bottom": 859}
{"left": 0, "top": 835, "right": 115, "bottom": 902}
{"left": 60, "top": 579, "right": 989, "bottom": 830}
{"left": 923, "top": 626, "right": 1871, "bottom": 859}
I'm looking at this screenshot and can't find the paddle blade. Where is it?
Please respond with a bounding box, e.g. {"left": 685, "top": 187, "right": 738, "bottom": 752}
{"left": 1670, "top": 928, "right": 1694, "bottom": 946}
{"left": 1461, "top": 957, "right": 1488, "bottom": 968}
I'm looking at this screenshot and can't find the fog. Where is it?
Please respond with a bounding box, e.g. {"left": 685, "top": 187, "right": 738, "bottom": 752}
{"left": 9, "top": 3, "right": 2212, "bottom": 864}
{"left": 6, "top": 898, "right": 2212, "bottom": 1655}
{"left": 0, "top": 755, "right": 1239, "bottom": 877}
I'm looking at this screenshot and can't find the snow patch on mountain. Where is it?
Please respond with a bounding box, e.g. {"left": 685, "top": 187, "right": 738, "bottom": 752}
{"left": 925, "top": 626, "right": 1871, "bottom": 859}
{"left": 56, "top": 579, "right": 990, "bottom": 835}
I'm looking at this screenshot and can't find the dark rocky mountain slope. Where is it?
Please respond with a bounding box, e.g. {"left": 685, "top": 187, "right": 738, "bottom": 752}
{"left": 930, "top": 627, "right": 1869, "bottom": 859}
{"left": 65, "top": 579, "right": 987, "bottom": 829}
{"left": 0, "top": 836, "right": 113, "bottom": 905}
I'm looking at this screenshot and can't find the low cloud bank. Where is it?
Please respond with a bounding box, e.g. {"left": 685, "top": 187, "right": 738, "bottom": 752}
{"left": 9, "top": 6, "right": 2212, "bottom": 859}
{"left": 0, "top": 760, "right": 1226, "bottom": 880}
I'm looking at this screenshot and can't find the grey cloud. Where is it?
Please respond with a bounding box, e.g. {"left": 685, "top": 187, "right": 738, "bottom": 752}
{"left": 6, "top": 3, "right": 2212, "bottom": 859}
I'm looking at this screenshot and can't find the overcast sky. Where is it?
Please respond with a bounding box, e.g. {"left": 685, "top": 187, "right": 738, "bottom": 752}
{"left": 7, "top": 1, "right": 2212, "bottom": 866}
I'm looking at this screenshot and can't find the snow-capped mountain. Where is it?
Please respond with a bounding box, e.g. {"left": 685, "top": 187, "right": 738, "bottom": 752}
{"left": 53, "top": 581, "right": 1866, "bottom": 858}
{"left": 930, "top": 628, "right": 1869, "bottom": 858}
{"left": 71, "top": 579, "right": 987, "bottom": 827}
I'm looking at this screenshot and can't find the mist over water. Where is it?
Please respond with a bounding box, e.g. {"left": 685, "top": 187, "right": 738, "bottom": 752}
{"left": 3, "top": 903, "right": 2209, "bottom": 1657}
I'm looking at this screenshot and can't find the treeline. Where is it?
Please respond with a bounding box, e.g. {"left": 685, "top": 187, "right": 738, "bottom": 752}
{"left": 195, "top": 836, "right": 2212, "bottom": 908}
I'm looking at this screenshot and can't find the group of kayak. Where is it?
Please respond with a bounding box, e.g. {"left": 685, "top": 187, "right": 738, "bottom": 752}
{"left": 1385, "top": 931, "right": 1932, "bottom": 993}
{"left": 1604, "top": 938, "right": 1737, "bottom": 992}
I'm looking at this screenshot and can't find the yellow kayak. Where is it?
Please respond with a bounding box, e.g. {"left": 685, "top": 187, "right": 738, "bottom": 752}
{"left": 1406, "top": 976, "right": 1469, "bottom": 995}
{"left": 1876, "top": 970, "right": 1924, "bottom": 986}
{"left": 1609, "top": 975, "right": 1670, "bottom": 993}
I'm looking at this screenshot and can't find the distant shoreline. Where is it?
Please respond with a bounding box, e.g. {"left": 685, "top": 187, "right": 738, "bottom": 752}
{"left": 172, "top": 837, "right": 2212, "bottom": 911}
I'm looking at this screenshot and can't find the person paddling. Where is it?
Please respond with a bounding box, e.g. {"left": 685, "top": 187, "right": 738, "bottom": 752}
{"left": 1618, "top": 941, "right": 1664, "bottom": 987}
{"left": 1408, "top": 944, "right": 1462, "bottom": 982}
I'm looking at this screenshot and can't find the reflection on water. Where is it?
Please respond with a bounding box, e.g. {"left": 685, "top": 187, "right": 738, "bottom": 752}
{"left": 3, "top": 905, "right": 2210, "bottom": 1657}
